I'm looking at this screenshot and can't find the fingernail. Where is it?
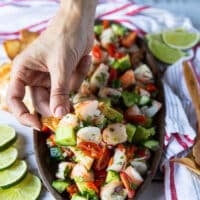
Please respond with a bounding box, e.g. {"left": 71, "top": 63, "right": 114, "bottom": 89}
{"left": 55, "top": 106, "right": 67, "bottom": 118}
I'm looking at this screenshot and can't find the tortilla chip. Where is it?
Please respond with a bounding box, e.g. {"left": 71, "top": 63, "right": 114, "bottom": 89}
{"left": 3, "top": 39, "right": 21, "bottom": 60}
{"left": 41, "top": 117, "right": 60, "bottom": 132}
{"left": 171, "top": 157, "right": 200, "bottom": 176}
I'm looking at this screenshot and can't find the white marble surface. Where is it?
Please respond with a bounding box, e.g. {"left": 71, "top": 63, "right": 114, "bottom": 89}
{"left": 0, "top": 109, "right": 164, "bottom": 200}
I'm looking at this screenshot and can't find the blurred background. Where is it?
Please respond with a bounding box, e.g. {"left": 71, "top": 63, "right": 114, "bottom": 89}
{"left": 135, "top": 0, "right": 200, "bottom": 29}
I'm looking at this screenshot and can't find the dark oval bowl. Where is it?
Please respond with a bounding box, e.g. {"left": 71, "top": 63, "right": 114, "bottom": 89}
{"left": 34, "top": 42, "right": 165, "bottom": 200}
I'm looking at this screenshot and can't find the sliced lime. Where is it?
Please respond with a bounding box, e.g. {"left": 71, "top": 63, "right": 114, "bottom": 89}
{"left": 148, "top": 39, "right": 185, "bottom": 64}
{"left": 0, "top": 147, "right": 18, "bottom": 170}
{"left": 0, "top": 125, "right": 16, "bottom": 151}
{"left": 0, "top": 173, "right": 41, "bottom": 200}
{"left": 162, "top": 30, "right": 200, "bottom": 50}
{"left": 0, "top": 160, "right": 27, "bottom": 188}
{"left": 145, "top": 33, "right": 162, "bottom": 42}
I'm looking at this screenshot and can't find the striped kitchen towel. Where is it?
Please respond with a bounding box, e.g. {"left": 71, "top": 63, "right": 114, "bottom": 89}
{"left": 0, "top": 0, "right": 200, "bottom": 199}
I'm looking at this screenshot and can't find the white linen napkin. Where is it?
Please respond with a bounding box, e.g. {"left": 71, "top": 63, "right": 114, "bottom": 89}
{"left": 0, "top": 0, "right": 200, "bottom": 199}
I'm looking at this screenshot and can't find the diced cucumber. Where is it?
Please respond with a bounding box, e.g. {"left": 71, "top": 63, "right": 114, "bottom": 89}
{"left": 112, "top": 55, "right": 131, "bottom": 71}
{"left": 139, "top": 96, "right": 151, "bottom": 106}
{"left": 50, "top": 147, "right": 64, "bottom": 161}
{"left": 94, "top": 25, "right": 103, "bottom": 35}
{"left": 105, "top": 170, "right": 120, "bottom": 183}
{"left": 111, "top": 24, "right": 127, "bottom": 36}
{"left": 126, "top": 124, "right": 136, "bottom": 143}
{"left": 72, "top": 194, "right": 87, "bottom": 200}
{"left": 52, "top": 180, "right": 70, "bottom": 193}
{"left": 99, "top": 103, "right": 123, "bottom": 122}
{"left": 55, "top": 126, "right": 76, "bottom": 146}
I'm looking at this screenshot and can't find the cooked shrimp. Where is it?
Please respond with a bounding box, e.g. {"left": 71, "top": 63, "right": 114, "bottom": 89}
{"left": 74, "top": 100, "right": 100, "bottom": 120}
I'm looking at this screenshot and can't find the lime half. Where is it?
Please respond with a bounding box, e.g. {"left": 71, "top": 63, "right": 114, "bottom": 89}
{"left": 0, "top": 160, "right": 27, "bottom": 188}
{"left": 145, "top": 33, "right": 162, "bottom": 42}
{"left": 162, "top": 30, "right": 200, "bottom": 50}
{"left": 0, "top": 147, "right": 18, "bottom": 170}
{"left": 0, "top": 125, "right": 16, "bottom": 151}
{"left": 148, "top": 39, "right": 185, "bottom": 64}
{"left": 0, "top": 173, "right": 41, "bottom": 200}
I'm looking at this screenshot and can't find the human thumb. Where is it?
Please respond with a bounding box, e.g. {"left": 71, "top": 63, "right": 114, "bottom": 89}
{"left": 49, "top": 64, "right": 70, "bottom": 118}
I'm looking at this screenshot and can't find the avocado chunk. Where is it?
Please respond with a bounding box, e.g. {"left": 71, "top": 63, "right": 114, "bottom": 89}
{"left": 55, "top": 126, "right": 76, "bottom": 146}
{"left": 105, "top": 170, "right": 120, "bottom": 183}
{"left": 94, "top": 24, "right": 103, "bottom": 35}
{"left": 126, "top": 124, "right": 136, "bottom": 143}
{"left": 99, "top": 103, "right": 123, "bottom": 122}
{"left": 52, "top": 180, "right": 70, "bottom": 193}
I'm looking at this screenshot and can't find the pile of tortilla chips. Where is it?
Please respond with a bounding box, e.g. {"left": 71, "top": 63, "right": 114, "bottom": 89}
{"left": 0, "top": 29, "right": 39, "bottom": 112}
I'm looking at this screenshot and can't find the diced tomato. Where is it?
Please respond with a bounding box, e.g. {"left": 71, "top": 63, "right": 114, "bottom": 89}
{"left": 126, "top": 145, "right": 137, "bottom": 161}
{"left": 67, "top": 184, "right": 79, "bottom": 196}
{"left": 78, "top": 142, "right": 102, "bottom": 159}
{"left": 107, "top": 43, "right": 116, "bottom": 57}
{"left": 87, "top": 181, "right": 99, "bottom": 194}
{"left": 103, "top": 20, "right": 110, "bottom": 29}
{"left": 41, "top": 126, "right": 50, "bottom": 133}
{"left": 94, "top": 170, "right": 106, "bottom": 187}
{"left": 146, "top": 83, "right": 157, "bottom": 92}
{"left": 125, "top": 114, "right": 147, "bottom": 125}
{"left": 109, "top": 68, "right": 118, "bottom": 83}
{"left": 93, "top": 147, "right": 111, "bottom": 171}
{"left": 92, "top": 45, "right": 102, "bottom": 59}
{"left": 120, "top": 172, "right": 136, "bottom": 199}
{"left": 114, "top": 51, "right": 125, "bottom": 59}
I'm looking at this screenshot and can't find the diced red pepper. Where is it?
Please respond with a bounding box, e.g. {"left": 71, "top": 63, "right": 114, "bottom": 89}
{"left": 146, "top": 83, "right": 157, "bottom": 92}
{"left": 107, "top": 43, "right": 116, "bottom": 57}
{"left": 125, "top": 113, "right": 147, "bottom": 125}
{"left": 78, "top": 142, "right": 102, "bottom": 159}
{"left": 109, "top": 68, "right": 118, "bottom": 83}
{"left": 92, "top": 45, "right": 102, "bottom": 60}
{"left": 103, "top": 20, "right": 110, "bottom": 29}
{"left": 93, "top": 146, "right": 111, "bottom": 171}
{"left": 114, "top": 51, "right": 125, "bottom": 59}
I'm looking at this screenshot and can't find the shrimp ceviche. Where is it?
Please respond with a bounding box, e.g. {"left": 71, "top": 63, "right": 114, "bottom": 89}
{"left": 43, "top": 21, "right": 162, "bottom": 200}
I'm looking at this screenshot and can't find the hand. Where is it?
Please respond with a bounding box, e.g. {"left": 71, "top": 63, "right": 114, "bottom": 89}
{"left": 7, "top": 0, "right": 97, "bottom": 130}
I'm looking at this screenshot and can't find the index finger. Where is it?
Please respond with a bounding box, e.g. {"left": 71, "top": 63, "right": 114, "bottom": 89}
{"left": 7, "top": 78, "right": 41, "bottom": 130}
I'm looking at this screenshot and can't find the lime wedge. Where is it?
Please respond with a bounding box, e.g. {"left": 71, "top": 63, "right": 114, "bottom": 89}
{"left": 0, "top": 147, "right": 18, "bottom": 170}
{"left": 0, "top": 160, "right": 27, "bottom": 188}
{"left": 145, "top": 33, "right": 162, "bottom": 42}
{"left": 162, "top": 30, "right": 200, "bottom": 50}
{"left": 0, "top": 173, "right": 41, "bottom": 200}
{"left": 0, "top": 125, "right": 16, "bottom": 151}
{"left": 148, "top": 39, "right": 185, "bottom": 64}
